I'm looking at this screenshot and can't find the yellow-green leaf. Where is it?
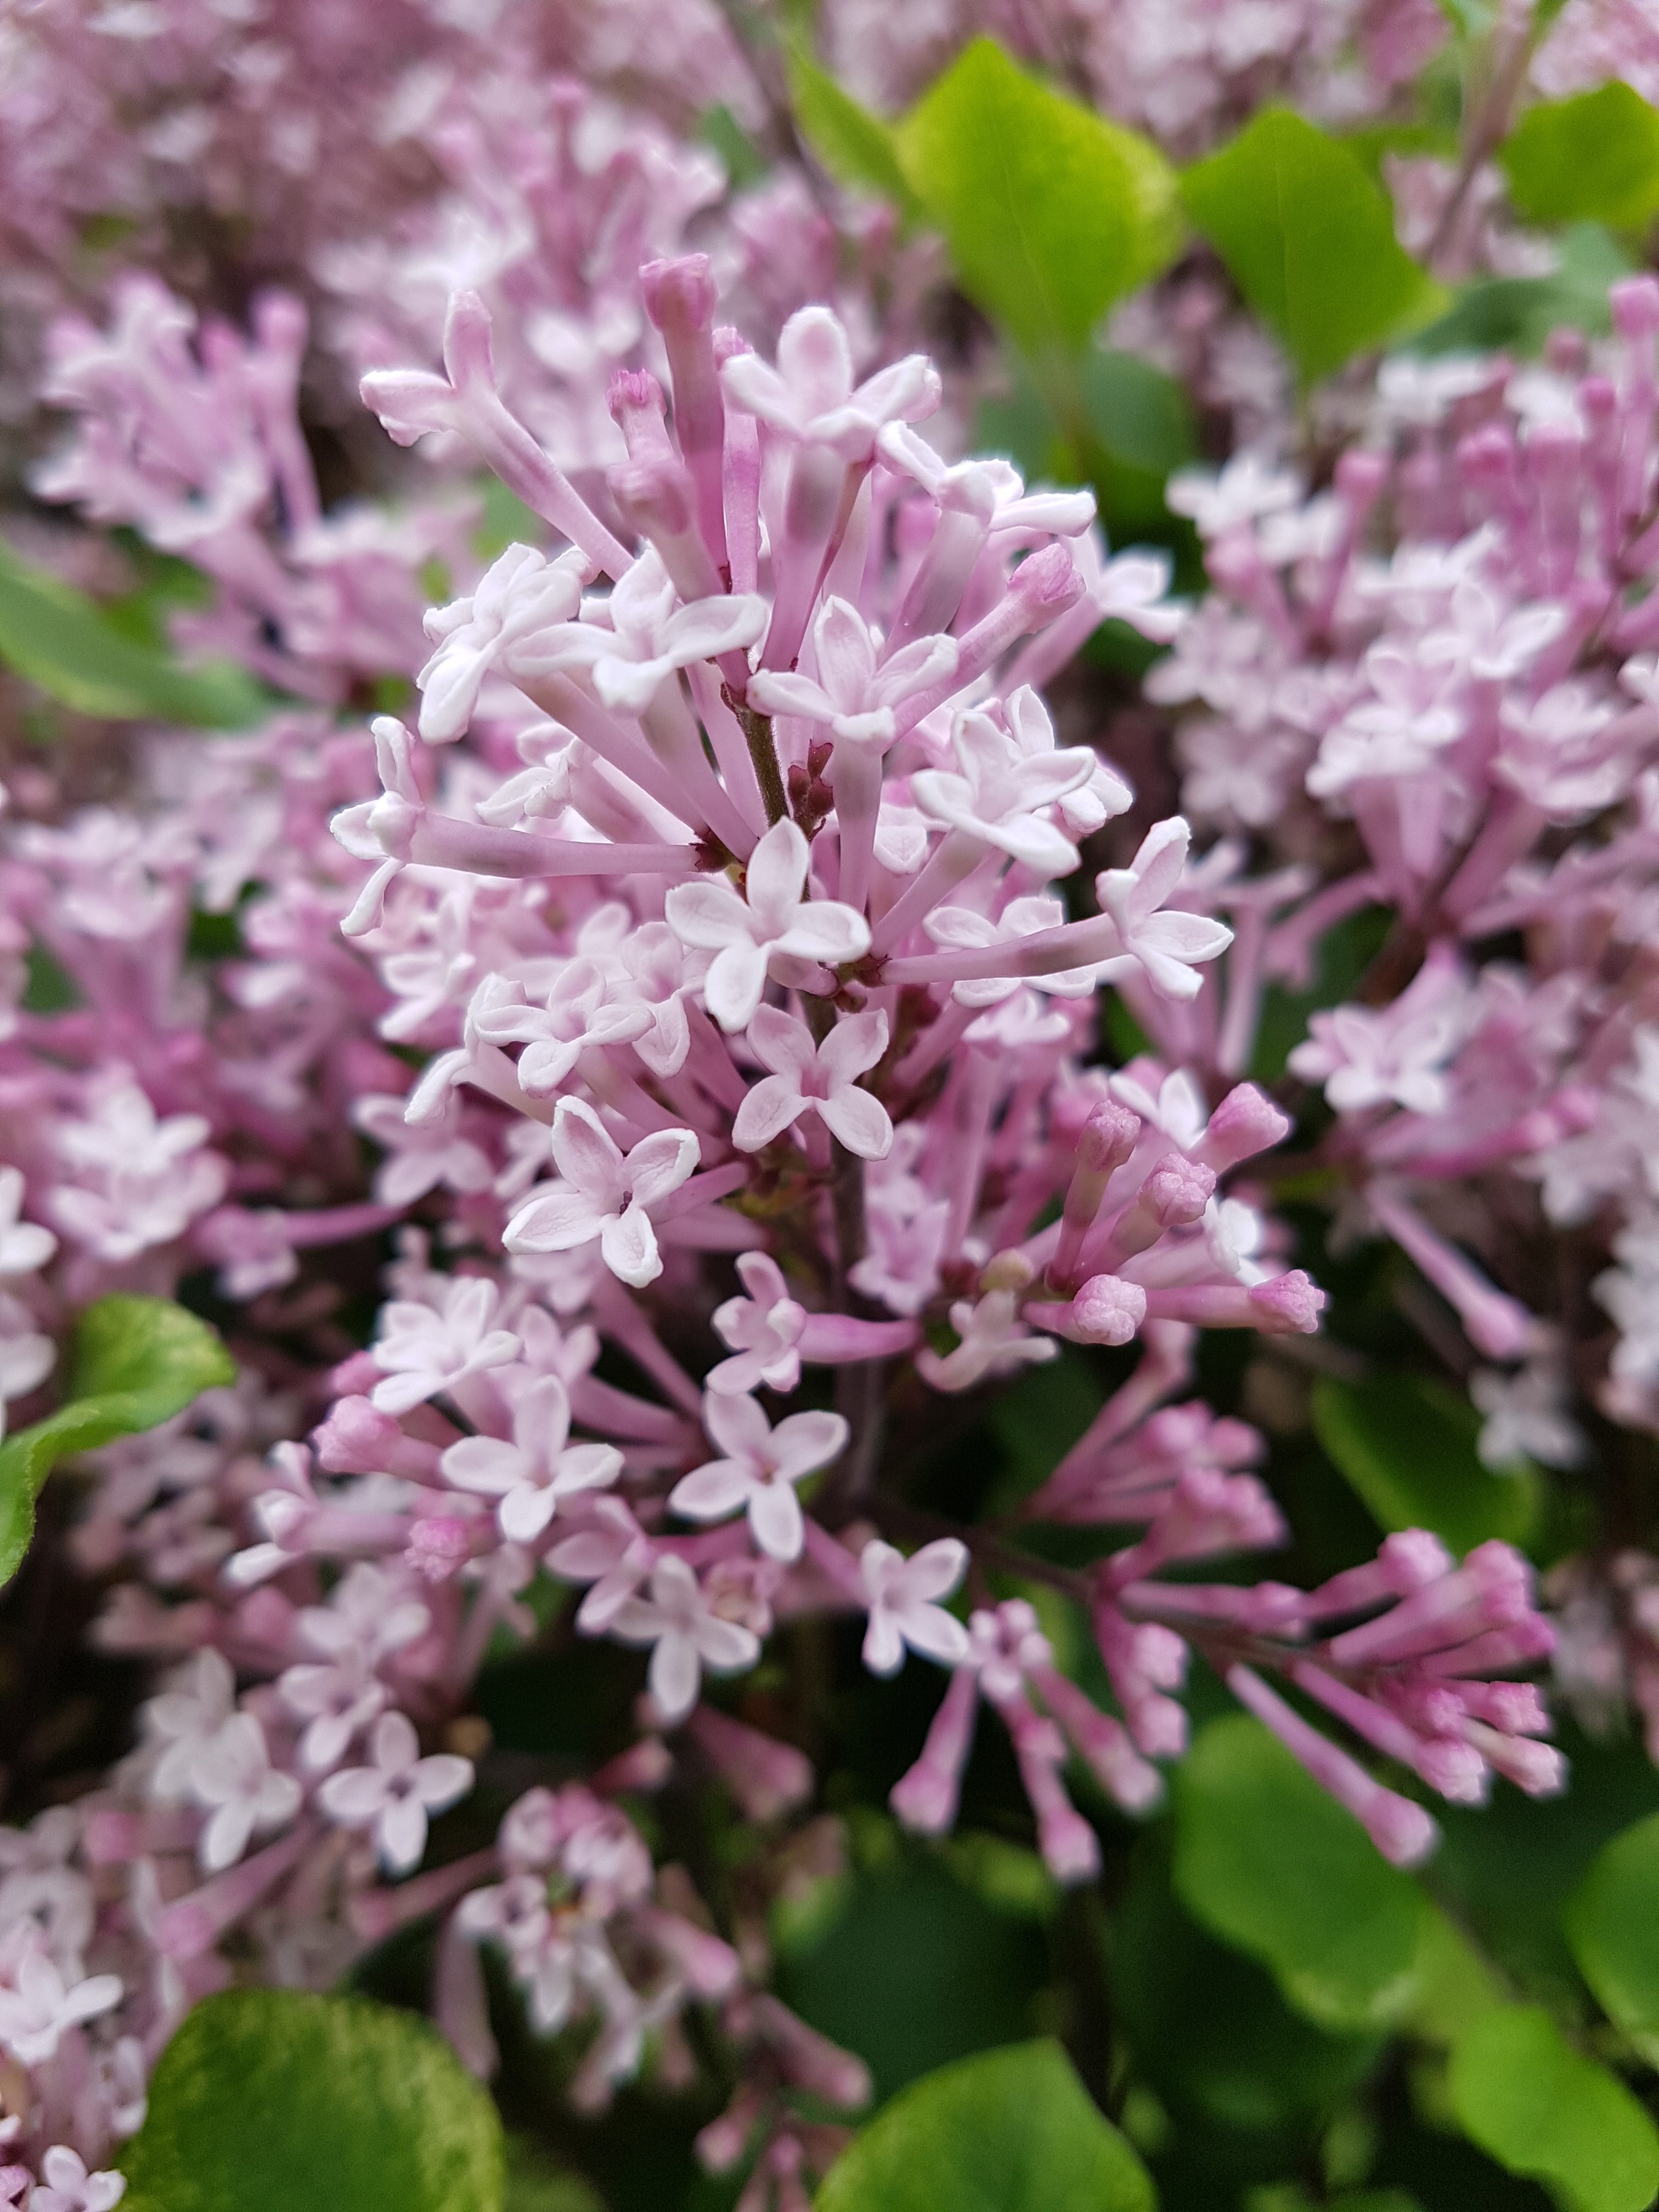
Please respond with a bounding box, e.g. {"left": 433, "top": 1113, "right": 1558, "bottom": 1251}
{"left": 895, "top": 39, "right": 1182, "bottom": 359}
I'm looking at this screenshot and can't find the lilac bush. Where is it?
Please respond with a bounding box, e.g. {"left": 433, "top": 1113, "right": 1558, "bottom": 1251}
{"left": 3, "top": 9, "right": 1659, "bottom": 2212}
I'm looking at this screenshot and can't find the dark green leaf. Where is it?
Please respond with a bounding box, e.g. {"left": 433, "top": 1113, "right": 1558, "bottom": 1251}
{"left": 815, "top": 2040, "right": 1154, "bottom": 2212}
{"left": 0, "top": 1294, "right": 234, "bottom": 1584}
{"left": 1499, "top": 83, "right": 1659, "bottom": 232}
{"left": 21, "top": 943, "right": 79, "bottom": 1014}
{"left": 1407, "top": 222, "right": 1634, "bottom": 357}
{"left": 0, "top": 538, "right": 268, "bottom": 726}
{"left": 1432, "top": 1723, "right": 1659, "bottom": 2008}
{"left": 974, "top": 346, "right": 1200, "bottom": 585}
{"left": 1180, "top": 108, "right": 1447, "bottom": 381}
{"left": 1173, "top": 1716, "right": 1426, "bottom": 2032}
{"left": 895, "top": 39, "right": 1182, "bottom": 357}
{"left": 504, "top": 2140, "right": 603, "bottom": 2212}
{"left": 786, "top": 47, "right": 921, "bottom": 218}
{"left": 1565, "top": 1810, "right": 1659, "bottom": 2064}
{"left": 1112, "top": 1842, "right": 1383, "bottom": 2150}
{"left": 120, "top": 1989, "right": 504, "bottom": 2212}
{"left": 1310, "top": 1373, "right": 1542, "bottom": 1556}
{"left": 772, "top": 1843, "right": 1048, "bottom": 2101}
{"left": 1446, "top": 2005, "right": 1659, "bottom": 2212}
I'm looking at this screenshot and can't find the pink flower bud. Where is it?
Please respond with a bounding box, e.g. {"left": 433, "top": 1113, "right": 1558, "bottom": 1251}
{"left": 406, "top": 1516, "right": 472, "bottom": 1583}
{"left": 1009, "top": 541, "right": 1081, "bottom": 616}
{"left": 1612, "top": 274, "right": 1659, "bottom": 339}
{"left": 1078, "top": 1099, "right": 1141, "bottom": 1175}
{"left": 1196, "top": 1082, "right": 1291, "bottom": 1172}
{"left": 1070, "top": 1274, "right": 1148, "bottom": 1345}
{"left": 313, "top": 1394, "right": 402, "bottom": 1474}
{"left": 640, "top": 254, "right": 718, "bottom": 337}
{"left": 1247, "top": 1270, "right": 1325, "bottom": 1334}
{"left": 1141, "top": 1154, "right": 1216, "bottom": 1227}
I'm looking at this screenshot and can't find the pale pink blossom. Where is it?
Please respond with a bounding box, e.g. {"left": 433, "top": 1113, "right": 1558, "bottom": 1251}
{"left": 664, "top": 817, "right": 868, "bottom": 1032}
{"left": 610, "top": 1555, "right": 761, "bottom": 1722}
{"left": 503, "top": 1099, "right": 699, "bottom": 1289}
{"left": 859, "top": 1539, "right": 970, "bottom": 1676}
{"left": 317, "top": 1711, "right": 473, "bottom": 1875}
{"left": 442, "top": 1375, "right": 622, "bottom": 1542}
{"left": 732, "top": 1007, "right": 893, "bottom": 1159}
{"left": 669, "top": 1393, "right": 848, "bottom": 1560}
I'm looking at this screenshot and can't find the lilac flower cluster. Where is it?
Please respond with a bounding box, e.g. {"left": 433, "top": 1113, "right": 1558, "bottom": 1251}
{"left": 25, "top": 0, "right": 1659, "bottom": 2165}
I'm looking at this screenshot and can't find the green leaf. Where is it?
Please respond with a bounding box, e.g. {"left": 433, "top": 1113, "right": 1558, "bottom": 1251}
{"left": 1566, "top": 1810, "right": 1659, "bottom": 2066}
{"left": 1180, "top": 108, "right": 1447, "bottom": 382}
{"left": 1310, "top": 1372, "right": 1542, "bottom": 1557}
{"left": 1446, "top": 2005, "right": 1659, "bottom": 2212}
{"left": 786, "top": 47, "right": 921, "bottom": 218}
{"left": 476, "top": 478, "right": 544, "bottom": 561}
{"left": 773, "top": 1843, "right": 1049, "bottom": 2101}
{"left": 504, "top": 2140, "right": 603, "bottom": 2212}
{"left": 895, "top": 38, "right": 1182, "bottom": 358}
{"left": 120, "top": 1989, "right": 505, "bottom": 2212}
{"left": 1408, "top": 222, "right": 1635, "bottom": 357}
{"left": 1402, "top": 1903, "right": 1506, "bottom": 2047}
{"left": 1432, "top": 1723, "right": 1659, "bottom": 2007}
{"left": 1173, "top": 1716, "right": 1427, "bottom": 2033}
{"left": 1499, "top": 83, "right": 1659, "bottom": 232}
{"left": 698, "top": 102, "right": 769, "bottom": 191}
{"left": 0, "top": 538, "right": 268, "bottom": 727}
{"left": 0, "top": 1294, "right": 234, "bottom": 1584}
{"left": 1112, "top": 1842, "right": 1383, "bottom": 2150}
{"left": 816, "top": 2040, "right": 1154, "bottom": 2212}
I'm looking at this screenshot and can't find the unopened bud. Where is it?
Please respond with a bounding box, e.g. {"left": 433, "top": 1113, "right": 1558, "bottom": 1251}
{"left": 1071, "top": 1274, "right": 1147, "bottom": 1345}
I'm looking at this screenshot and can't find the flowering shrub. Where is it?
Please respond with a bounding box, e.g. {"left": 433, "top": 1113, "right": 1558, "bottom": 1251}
{"left": 7, "top": 8, "right": 1659, "bottom": 2212}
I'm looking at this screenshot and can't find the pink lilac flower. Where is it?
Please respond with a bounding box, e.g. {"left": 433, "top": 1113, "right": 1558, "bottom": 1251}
{"left": 610, "top": 1556, "right": 763, "bottom": 1723}
{"left": 670, "top": 1394, "right": 849, "bottom": 1561}
{"left": 317, "top": 1713, "right": 473, "bottom": 1875}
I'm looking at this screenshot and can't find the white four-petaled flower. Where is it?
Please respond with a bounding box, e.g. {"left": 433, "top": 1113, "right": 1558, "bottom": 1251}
{"left": 859, "top": 1539, "right": 970, "bottom": 1676}
{"left": 442, "top": 1373, "right": 622, "bottom": 1541}
{"left": 664, "top": 817, "right": 869, "bottom": 1034}
{"left": 609, "top": 1554, "right": 760, "bottom": 1722}
{"left": 669, "top": 1392, "right": 849, "bottom": 1561}
{"left": 317, "top": 1710, "right": 474, "bottom": 1875}
{"left": 503, "top": 1097, "right": 699, "bottom": 1289}
{"left": 732, "top": 1006, "right": 893, "bottom": 1160}
{"left": 1094, "top": 817, "right": 1233, "bottom": 1003}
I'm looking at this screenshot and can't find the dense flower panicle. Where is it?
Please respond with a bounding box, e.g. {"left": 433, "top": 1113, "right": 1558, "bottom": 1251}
{"left": 0, "top": 211, "right": 1577, "bottom": 2194}
{"left": 1141, "top": 284, "right": 1659, "bottom": 1436}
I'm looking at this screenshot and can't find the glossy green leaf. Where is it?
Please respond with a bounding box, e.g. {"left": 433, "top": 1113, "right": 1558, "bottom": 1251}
{"left": 1566, "top": 1810, "right": 1659, "bottom": 2065}
{"left": 1499, "top": 83, "right": 1659, "bottom": 232}
{"left": 1446, "top": 2005, "right": 1659, "bottom": 2212}
{"left": 0, "top": 537, "right": 268, "bottom": 726}
{"left": 1173, "top": 1716, "right": 1426, "bottom": 2032}
{"left": 1310, "top": 1373, "right": 1542, "bottom": 1556}
{"left": 0, "top": 1294, "right": 234, "bottom": 1584}
{"left": 1180, "top": 108, "right": 1447, "bottom": 381}
{"left": 816, "top": 2040, "right": 1154, "bottom": 2212}
{"left": 895, "top": 39, "right": 1182, "bottom": 357}
{"left": 1432, "top": 1723, "right": 1659, "bottom": 2007}
{"left": 786, "top": 47, "right": 921, "bottom": 218}
{"left": 1113, "top": 1842, "right": 1383, "bottom": 2151}
{"left": 1408, "top": 222, "right": 1634, "bottom": 358}
{"left": 120, "top": 1989, "right": 505, "bottom": 2212}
